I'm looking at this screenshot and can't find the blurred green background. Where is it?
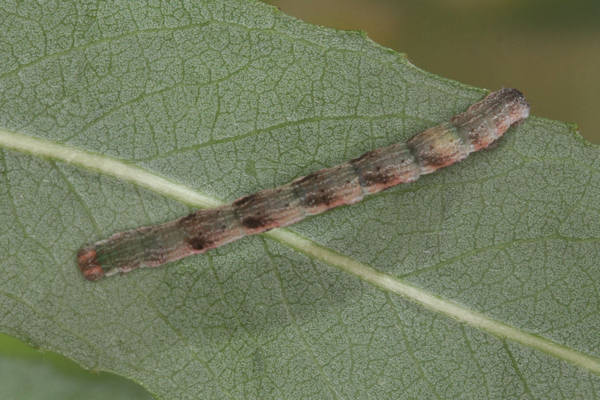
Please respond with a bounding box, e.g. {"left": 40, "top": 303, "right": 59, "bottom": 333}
{"left": 1, "top": 1, "right": 598, "bottom": 399}
{"left": 266, "top": 0, "right": 600, "bottom": 142}
{"left": 0, "top": 334, "right": 154, "bottom": 399}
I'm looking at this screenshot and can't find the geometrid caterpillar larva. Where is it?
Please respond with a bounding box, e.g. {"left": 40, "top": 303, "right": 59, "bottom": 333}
{"left": 78, "top": 88, "right": 530, "bottom": 281}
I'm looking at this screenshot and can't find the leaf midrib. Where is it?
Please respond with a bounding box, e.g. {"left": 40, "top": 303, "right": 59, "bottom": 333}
{"left": 1, "top": 126, "right": 599, "bottom": 376}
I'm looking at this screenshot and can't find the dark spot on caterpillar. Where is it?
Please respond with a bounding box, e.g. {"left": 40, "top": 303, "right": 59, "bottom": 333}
{"left": 242, "top": 215, "right": 269, "bottom": 229}
{"left": 233, "top": 193, "right": 260, "bottom": 208}
{"left": 188, "top": 235, "right": 208, "bottom": 250}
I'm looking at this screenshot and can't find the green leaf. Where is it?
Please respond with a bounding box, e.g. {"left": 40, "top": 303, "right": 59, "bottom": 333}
{"left": 0, "top": 333, "right": 153, "bottom": 400}
{"left": 1, "top": 1, "right": 599, "bottom": 399}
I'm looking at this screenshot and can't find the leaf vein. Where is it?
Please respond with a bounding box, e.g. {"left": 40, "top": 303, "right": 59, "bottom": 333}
{"left": 1, "top": 127, "right": 600, "bottom": 376}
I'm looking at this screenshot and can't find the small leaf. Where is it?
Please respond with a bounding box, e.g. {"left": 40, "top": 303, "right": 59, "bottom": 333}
{"left": 0, "top": 1, "right": 599, "bottom": 399}
{"left": 0, "top": 333, "right": 153, "bottom": 399}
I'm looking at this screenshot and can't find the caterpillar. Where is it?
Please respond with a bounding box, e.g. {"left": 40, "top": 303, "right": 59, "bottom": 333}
{"left": 78, "top": 88, "right": 530, "bottom": 281}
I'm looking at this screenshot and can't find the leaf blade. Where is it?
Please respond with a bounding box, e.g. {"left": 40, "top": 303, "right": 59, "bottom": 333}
{"left": 1, "top": 1, "right": 599, "bottom": 399}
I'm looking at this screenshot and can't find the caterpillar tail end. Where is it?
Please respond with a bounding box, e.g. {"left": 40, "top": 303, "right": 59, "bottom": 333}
{"left": 77, "top": 247, "right": 105, "bottom": 281}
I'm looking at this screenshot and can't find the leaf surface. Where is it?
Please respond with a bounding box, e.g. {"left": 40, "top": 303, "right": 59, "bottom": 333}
{"left": 1, "top": 1, "right": 599, "bottom": 398}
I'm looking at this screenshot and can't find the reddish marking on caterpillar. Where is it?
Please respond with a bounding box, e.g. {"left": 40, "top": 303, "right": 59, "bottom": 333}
{"left": 77, "top": 248, "right": 104, "bottom": 281}
{"left": 77, "top": 88, "right": 530, "bottom": 281}
{"left": 241, "top": 215, "right": 271, "bottom": 230}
